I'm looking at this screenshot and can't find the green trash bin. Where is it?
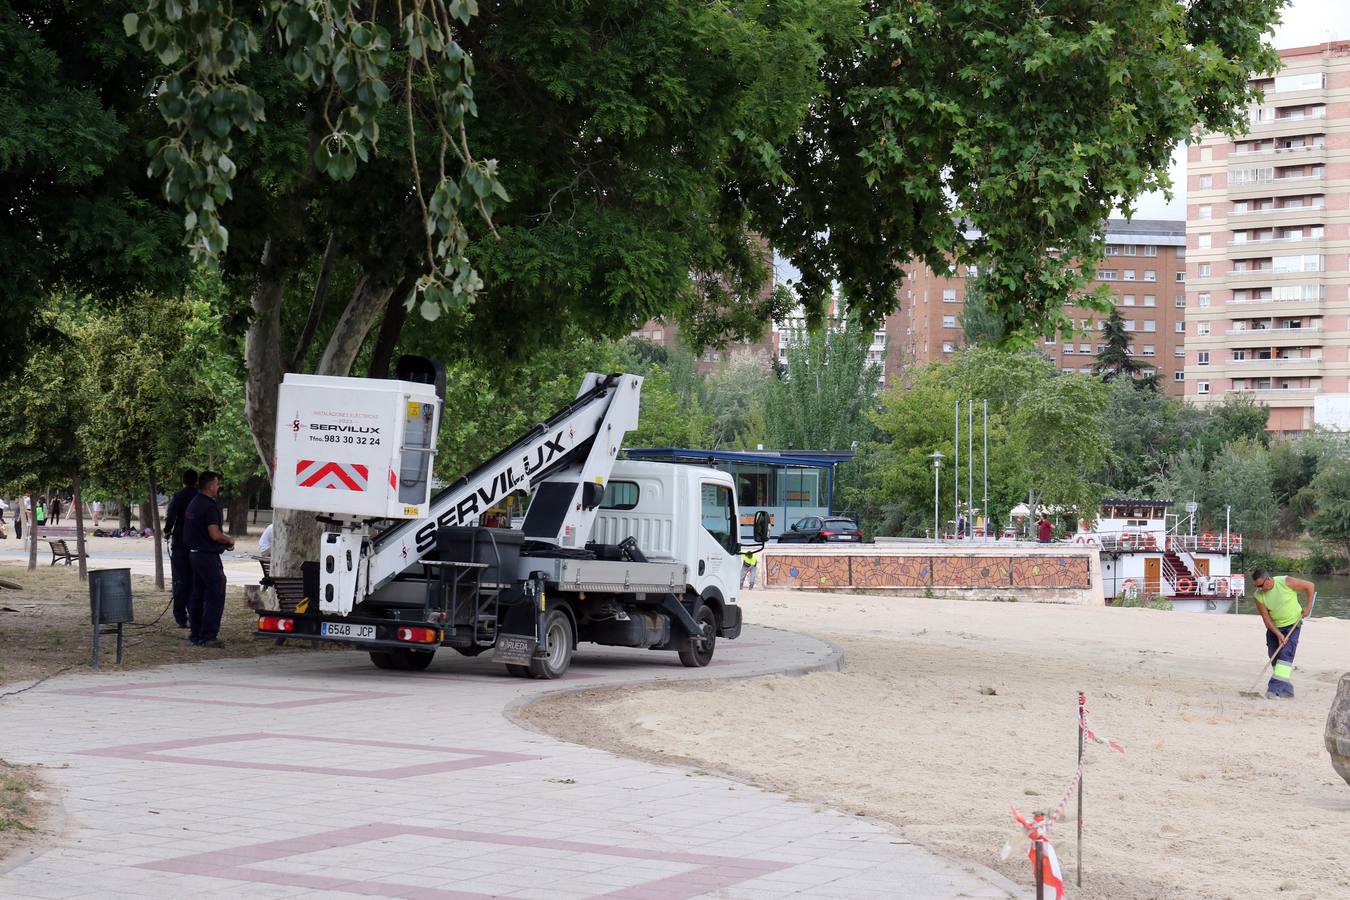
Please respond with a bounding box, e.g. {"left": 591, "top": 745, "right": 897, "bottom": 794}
{"left": 89, "top": 568, "right": 133, "bottom": 667}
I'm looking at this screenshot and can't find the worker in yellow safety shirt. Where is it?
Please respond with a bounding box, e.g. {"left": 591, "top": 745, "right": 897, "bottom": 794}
{"left": 1250, "top": 568, "right": 1316, "bottom": 699}
{"left": 740, "top": 548, "right": 758, "bottom": 591}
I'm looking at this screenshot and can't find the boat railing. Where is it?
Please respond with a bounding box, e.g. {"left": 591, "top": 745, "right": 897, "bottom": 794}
{"left": 1166, "top": 533, "right": 1243, "bottom": 554}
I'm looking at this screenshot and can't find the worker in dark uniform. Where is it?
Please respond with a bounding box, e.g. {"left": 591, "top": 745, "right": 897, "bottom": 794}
{"left": 162, "top": 468, "right": 198, "bottom": 629}
{"left": 183, "top": 471, "right": 234, "bottom": 647}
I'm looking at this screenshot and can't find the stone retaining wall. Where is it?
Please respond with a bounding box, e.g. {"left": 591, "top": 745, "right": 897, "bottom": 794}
{"left": 760, "top": 542, "right": 1102, "bottom": 605}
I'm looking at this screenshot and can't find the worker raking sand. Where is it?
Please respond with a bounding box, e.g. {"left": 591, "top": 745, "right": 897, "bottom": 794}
{"left": 1246, "top": 569, "right": 1316, "bottom": 699}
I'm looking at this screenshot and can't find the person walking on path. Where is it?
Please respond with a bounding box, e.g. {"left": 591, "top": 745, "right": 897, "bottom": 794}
{"left": 740, "top": 547, "right": 759, "bottom": 590}
{"left": 1251, "top": 568, "right": 1316, "bottom": 699}
{"left": 1036, "top": 514, "right": 1054, "bottom": 543}
{"left": 163, "top": 469, "right": 199, "bottom": 629}
{"left": 17, "top": 493, "right": 28, "bottom": 541}
{"left": 34, "top": 498, "right": 45, "bottom": 533}
{"left": 91, "top": 499, "right": 102, "bottom": 527}
{"left": 183, "top": 471, "right": 234, "bottom": 647}
{"left": 48, "top": 495, "right": 60, "bottom": 526}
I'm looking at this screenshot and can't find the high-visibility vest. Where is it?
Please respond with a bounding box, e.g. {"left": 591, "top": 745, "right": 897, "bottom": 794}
{"left": 742, "top": 551, "right": 758, "bottom": 567}
{"left": 1254, "top": 575, "right": 1302, "bottom": 628}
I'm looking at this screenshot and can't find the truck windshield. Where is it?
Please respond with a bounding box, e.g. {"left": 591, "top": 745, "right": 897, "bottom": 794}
{"left": 701, "top": 483, "right": 736, "bottom": 555}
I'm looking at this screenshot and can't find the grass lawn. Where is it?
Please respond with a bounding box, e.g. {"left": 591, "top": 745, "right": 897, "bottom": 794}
{"left": 0, "top": 759, "right": 44, "bottom": 863}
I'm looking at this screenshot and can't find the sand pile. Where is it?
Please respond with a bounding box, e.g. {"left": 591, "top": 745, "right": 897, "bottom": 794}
{"left": 524, "top": 591, "right": 1350, "bottom": 899}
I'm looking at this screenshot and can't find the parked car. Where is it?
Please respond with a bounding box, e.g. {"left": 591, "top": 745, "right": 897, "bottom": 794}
{"left": 776, "top": 516, "right": 863, "bottom": 543}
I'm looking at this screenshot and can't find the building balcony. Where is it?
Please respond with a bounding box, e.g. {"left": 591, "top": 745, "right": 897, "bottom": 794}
{"left": 1230, "top": 143, "right": 1327, "bottom": 162}
{"left": 1243, "top": 115, "right": 1328, "bottom": 137}
{"left": 1224, "top": 269, "right": 1324, "bottom": 290}
{"left": 1225, "top": 206, "right": 1325, "bottom": 228}
{"left": 1225, "top": 326, "right": 1322, "bottom": 345}
{"left": 1226, "top": 387, "right": 1317, "bottom": 405}
{"left": 1229, "top": 236, "right": 1324, "bottom": 252}
{"left": 1227, "top": 176, "right": 1326, "bottom": 200}
{"left": 1221, "top": 296, "right": 1323, "bottom": 315}
{"left": 1224, "top": 358, "right": 1323, "bottom": 378}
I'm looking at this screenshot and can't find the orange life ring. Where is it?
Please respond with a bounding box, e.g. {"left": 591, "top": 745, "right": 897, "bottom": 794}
{"left": 1216, "top": 577, "right": 1230, "bottom": 595}
{"left": 1141, "top": 533, "right": 1157, "bottom": 550}
{"left": 1121, "top": 578, "right": 1139, "bottom": 598}
{"left": 1176, "top": 575, "right": 1196, "bottom": 594}
{"left": 1201, "top": 533, "right": 1216, "bottom": 550}
{"left": 1118, "top": 532, "right": 1134, "bottom": 549}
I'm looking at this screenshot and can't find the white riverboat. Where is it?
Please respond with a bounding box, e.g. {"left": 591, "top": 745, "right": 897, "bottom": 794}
{"left": 1070, "top": 498, "right": 1244, "bottom": 613}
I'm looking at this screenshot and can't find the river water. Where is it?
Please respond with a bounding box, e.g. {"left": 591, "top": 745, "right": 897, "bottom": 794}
{"left": 1236, "top": 573, "right": 1350, "bottom": 620}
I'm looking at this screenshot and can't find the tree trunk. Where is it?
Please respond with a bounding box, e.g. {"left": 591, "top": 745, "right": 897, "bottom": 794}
{"left": 149, "top": 472, "right": 164, "bottom": 591}
{"left": 139, "top": 488, "right": 154, "bottom": 530}
{"left": 73, "top": 471, "right": 87, "bottom": 582}
{"left": 316, "top": 272, "right": 403, "bottom": 377}
{"left": 228, "top": 478, "right": 255, "bottom": 535}
{"left": 367, "top": 276, "right": 413, "bottom": 379}
{"left": 272, "top": 508, "right": 324, "bottom": 579}
{"left": 245, "top": 238, "right": 290, "bottom": 486}
{"left": 289, "top": 234, "right": 340, "bottom": 372}
{"left": 118, "top": 501, "right": 131, "bottom": 531}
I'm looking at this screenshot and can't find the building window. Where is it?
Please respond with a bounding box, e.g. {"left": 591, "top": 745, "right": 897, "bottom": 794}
{"left": 1143, "top": 320, "right": 1157, "bottom": 332}
{"left": 1079, "top": 366, "right": 1093, "bottom": 374}
{"left": 1142, "top": 345, "right": 1156, "bottom": 356}
{"left": 1144, "top": 270, "right": 1157, "bottom": 282}
{"left": 1197, "top": 381, "right": 1210, "bottom": 395}
{"left": 1080, "top": 343, "right": 1091, "bottom": 354}
{"left": 1144, "top": 295, "right": 1156, "bottom": 307}
{"left": 943, "top": 315, "right": 957, "bottom": 327}
{"left": 965, "top": 265, "right": 979, "bottom": 277}
{"left": 1124, "top": 320, "right": 1136, "bottom": 332}
{"left": 1044, "top": 335, "right": 1057, "bottom": 345}
{"left": 1198, "top": 264, "right": 1211, "bottom": 278}
{"left": 1198, "top": 205, "right": 1212, "bottom": 220}
{"left": 1098, "top": 270, "right": 1118, "bottom": 281}
{"left": 1143, "top": 245, "right": 1158, "bottom": 257}
{"left": 1174, "top": 371, "right": 1185, "bottom": 382}
{"left": 1122, "top": 294, "right": 1136, "bottom": 306}
{"left": 1123, "top": 269, "right": 1136, "bottom": 281}
{"left": 943, "top": 288, "right": 958, "bottom": 302}
{"left": 1175, "top": 295, "right": 1186, "bottom": 308}
{"left": 942, "top": 342, "right": 954, "bottom": 353}
{"left": 1061, "top": 367, "right": 1074, "bottom": 374}
{"left": 1063, "top": 346, "right": 1074, "bottom": 355}
{"left": 1198, "top": 292, "right": 1211, "bottom": 308}
{"left": 1175, "top": 272, "right": 1186, "bottom": 282}
{"left": 1175, "top": 346, "right": 1186, "bottom": 357}
{"left": 1197, "top": 351, "right": 1210, "bottom": 366}
{"left": 1197, "top": 234, "right": 1211, "bottom": 249}
{"left": 1175, "top": 321, "right": 1185, "bottom": 333}
{"left": 1197, "top": 322, "right": 1210, "bottom": 336}
{"left": 1198, "top": 175, "right": 1213, "bottom": 189}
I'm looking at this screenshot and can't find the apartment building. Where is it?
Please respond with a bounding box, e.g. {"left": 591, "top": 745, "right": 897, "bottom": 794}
{"left": 891, "top": 220, "right": 1189, "bottom": 394}
{"left": 773, "top": 300, "right": 892, "bottom": 385}
{"left": 1185, "top": 42, "right": 1350, "bottom": 433}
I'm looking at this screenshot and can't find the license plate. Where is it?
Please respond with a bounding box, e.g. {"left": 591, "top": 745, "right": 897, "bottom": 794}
{"left": 494, "top": 634, "right": 536, "bottom": 665}
{"left": 321, "top": 622, "right": 376, "bottom": 641}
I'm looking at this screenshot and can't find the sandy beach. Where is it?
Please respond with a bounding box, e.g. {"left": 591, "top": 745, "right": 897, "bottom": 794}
{"left": 523, "top": 590, "right": 1350, "bottom": 899}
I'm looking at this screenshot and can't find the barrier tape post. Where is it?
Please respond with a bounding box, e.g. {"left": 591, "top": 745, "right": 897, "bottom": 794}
{"left": 1033, "top": 812, "right": 1045, "bottom": 900}
{"left": 1076, "top": 692, "right": 1084, "bottom": 888}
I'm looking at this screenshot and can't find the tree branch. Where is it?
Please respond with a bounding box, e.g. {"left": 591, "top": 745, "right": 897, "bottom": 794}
{"left": 289, "top": 234, "right": 340, "bottom": 372}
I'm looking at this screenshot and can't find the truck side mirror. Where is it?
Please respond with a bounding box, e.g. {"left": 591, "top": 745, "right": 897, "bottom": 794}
{"left": 753, "top": 510, "right": 770, "bottom": 544}
{"left": 580, "top": 481, "right": 605, "bottom": 510}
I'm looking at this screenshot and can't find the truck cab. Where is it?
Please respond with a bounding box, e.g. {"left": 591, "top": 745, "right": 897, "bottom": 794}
{"left": 589, "top": 460, "right": 744, "bottom": 638}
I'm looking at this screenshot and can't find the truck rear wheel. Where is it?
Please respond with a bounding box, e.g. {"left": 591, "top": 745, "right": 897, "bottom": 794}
{"left": 527, "top": 609, "right": 573, "bottom": 679}
{"left": 390, "top": 648, "right": 435, "bottom": 671}
{"left": 678, "top": 605, "right": 717, "bottom": 668}
{"left": 369, "top": 651, "right": 395, "bottom": 670}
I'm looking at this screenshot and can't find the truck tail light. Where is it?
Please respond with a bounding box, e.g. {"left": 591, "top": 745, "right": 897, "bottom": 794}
{"left": 397, "top": 627, "right": 438, "bottom": 644}
{"left": 258, "top": 616, "right": 295, "bottom": 633}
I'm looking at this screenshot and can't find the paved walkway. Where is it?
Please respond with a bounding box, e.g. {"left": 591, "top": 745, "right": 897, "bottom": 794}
{"left": 0, "top": 627, "right": 1022, "bottom": 899}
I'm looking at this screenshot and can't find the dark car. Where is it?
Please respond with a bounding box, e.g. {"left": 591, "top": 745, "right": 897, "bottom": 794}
{"left": 777, "top": 516, "right": 863, "bottom": 543}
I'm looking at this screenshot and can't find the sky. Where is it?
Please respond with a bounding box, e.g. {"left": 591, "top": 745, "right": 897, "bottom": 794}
{"left": 1133, "top": 0, "right": 1350, "bottom": 219}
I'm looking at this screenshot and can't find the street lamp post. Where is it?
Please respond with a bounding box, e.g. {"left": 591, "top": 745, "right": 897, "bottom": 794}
{"left": 930, "top": 451, "right": 944, "bottom": 540}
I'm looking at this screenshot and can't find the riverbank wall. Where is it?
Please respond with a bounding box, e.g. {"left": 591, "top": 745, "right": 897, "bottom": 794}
{"left": 760, "top": 540, "right": 1103, "bottom": 605}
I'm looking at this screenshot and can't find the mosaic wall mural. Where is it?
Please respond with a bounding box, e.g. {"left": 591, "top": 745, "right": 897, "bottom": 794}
{"left": 764, "top": 552, "right": 1091, "bottom": 590}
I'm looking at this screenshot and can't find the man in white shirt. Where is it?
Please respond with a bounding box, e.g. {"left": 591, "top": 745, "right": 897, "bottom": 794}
{"left": 258, "top": 522, "right": 274, "bottom": 559}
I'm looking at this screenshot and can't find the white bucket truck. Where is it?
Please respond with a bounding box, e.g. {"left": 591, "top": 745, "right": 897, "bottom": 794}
{"left": 258, "top": 362, "right": 767, "bottom": 678}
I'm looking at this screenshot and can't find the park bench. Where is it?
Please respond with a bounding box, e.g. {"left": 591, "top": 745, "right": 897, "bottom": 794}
{"left": 46, "top": 539, "right": 88, "bottom": 566}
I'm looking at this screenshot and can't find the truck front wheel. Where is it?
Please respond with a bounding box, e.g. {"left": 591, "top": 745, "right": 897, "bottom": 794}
{"left": 678, "top": 605, "right": 717, "bottom": 668}
{"left": 527, "top": 609, "right": 574, "bottom": 679}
